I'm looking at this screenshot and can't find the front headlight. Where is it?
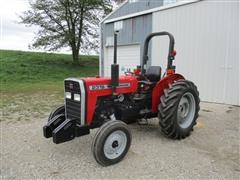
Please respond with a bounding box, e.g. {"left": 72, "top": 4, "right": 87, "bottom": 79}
{"left": 65, "top": 92, "right": 71, "bottom": 99}
{"left": 74, "top": 94, "right": 81, "bottom": 101}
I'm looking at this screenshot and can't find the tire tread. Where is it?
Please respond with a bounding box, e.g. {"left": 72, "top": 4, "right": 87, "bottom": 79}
{"left": 158, "top": 80, "right": 200, "bottom": 139}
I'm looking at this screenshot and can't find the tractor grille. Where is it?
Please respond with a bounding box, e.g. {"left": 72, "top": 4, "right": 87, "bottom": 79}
{"left": 64, "top": 80, "right": 81, "bottom": 123}
{"left": 65, "top": 81, "right": 80, "bottom": 93}
{"left": 65, "top": 99, "right": 81, "bottom": 120}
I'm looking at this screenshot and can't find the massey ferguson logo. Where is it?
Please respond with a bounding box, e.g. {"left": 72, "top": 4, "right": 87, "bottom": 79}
{"left": 89, "top": 83, "right": 130, "bottom": 91}
{"left": 69, "top": 83, "right": 74, "bottom": 89}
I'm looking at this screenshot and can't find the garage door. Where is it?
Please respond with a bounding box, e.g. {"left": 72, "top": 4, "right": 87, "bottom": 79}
{"left": 104, "top": 45, "right": 140, "bottom": 77}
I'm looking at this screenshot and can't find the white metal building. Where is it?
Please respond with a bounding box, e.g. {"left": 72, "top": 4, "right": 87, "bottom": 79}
{"left": 100, "top": 0, "right": 239, "bottom": 105}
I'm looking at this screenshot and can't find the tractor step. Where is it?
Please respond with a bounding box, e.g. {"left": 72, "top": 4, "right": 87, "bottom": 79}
{"left": 43, "top": 117, "right": 90, "bottom": 144}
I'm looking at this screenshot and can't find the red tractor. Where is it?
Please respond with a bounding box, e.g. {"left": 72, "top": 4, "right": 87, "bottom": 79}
{"left": 43, "top": 31, "right": 200, "bottom": 166}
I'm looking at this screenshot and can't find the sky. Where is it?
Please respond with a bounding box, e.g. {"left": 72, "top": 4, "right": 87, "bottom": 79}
{"left": 0, "top": 0, "right": 119, "bottom": 54}
{"left": 0, "top": 0, "right": 72, "bottom": 53}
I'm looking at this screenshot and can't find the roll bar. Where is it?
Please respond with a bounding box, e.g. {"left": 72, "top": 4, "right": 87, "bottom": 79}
{"left": 142, "top": 31, "right": 176, "bottom": 73}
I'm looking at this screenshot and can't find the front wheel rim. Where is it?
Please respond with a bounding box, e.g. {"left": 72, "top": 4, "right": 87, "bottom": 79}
{"left": 103, "top": 130, "right": 127, "bottom": 160}
{"left": 177, "top": 92, "right": 196, "bottom": 129}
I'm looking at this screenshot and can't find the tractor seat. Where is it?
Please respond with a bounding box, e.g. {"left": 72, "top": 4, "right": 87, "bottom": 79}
{"left": 145, "top": 66, "right": 162, "bottom": 82}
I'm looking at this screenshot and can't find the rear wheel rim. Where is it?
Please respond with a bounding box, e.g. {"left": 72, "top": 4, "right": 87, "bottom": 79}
{"left": 103, "top": 130, "right": 127, "bottom": 160}
{"left": 177, "top": 92, "right": 196, "bottom": 129}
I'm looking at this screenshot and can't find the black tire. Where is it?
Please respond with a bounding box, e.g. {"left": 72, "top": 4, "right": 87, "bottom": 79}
{"left": 158, "top": 79, "right": 200, "bottom": 139}
{"left": 48, "top": 105, "right": 65, "bottom": 121}
{"left": 92, "top": 120, "right": 132, "bottom": 166}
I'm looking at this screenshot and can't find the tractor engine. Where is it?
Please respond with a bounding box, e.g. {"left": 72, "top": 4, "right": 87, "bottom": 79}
{"left": 93, "top": 90, "right": 153, "bottom": 126}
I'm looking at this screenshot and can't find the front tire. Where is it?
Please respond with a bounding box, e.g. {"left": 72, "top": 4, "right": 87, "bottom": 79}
{"left": 158, "top": 80, "right": 200, "bottom": 139}
{"left": 92, "top": 120, "right": 132, "bottom": 166}
{"left": 48, "top": 105, "right": 65, "bottom": 121}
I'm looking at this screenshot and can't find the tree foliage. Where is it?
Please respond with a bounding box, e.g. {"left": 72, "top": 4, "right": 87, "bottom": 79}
{"left": 20, "top": 0, "right": 112, "bottom": 64}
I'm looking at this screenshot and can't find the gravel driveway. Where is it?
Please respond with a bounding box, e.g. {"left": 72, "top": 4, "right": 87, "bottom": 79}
{"left": 1, "top": 92, "right": 239, "bottom": 179}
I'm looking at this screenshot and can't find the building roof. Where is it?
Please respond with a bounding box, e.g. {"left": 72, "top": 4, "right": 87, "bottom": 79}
{"left": 106, "top": 0, "right": 163, "bottom": 21}
{"left": 103, "top": 0, "right": 200, "bottom": 24}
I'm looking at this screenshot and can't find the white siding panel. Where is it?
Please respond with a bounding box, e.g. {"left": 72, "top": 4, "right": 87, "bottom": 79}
{"left": 152, "top": 0, "right": 239, "bottom": 105}
{"left": 104, "top": 45, "right": 140, "bottom": 77}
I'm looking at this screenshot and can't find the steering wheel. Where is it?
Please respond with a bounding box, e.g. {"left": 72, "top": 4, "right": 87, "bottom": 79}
{"left": 124, "top": 71, "right": 134, "bottom": 76}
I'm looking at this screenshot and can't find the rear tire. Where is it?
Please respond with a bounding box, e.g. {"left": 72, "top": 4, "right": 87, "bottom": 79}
{"left": 48, "top": 105, "right": 65, "bottom": 121}
{"left": 158, "top": 80, "right": 200, "bottom": 139}
{"left": 92, "top": 120, "right": 132, "bottom": 166}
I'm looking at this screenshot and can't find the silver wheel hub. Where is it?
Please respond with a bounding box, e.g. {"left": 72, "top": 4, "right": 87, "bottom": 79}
{"left": 103, "top": 130, "right": 127, "bottom": 159}
{"left": 177, "top": 92, "right": 196, "bottom": 129}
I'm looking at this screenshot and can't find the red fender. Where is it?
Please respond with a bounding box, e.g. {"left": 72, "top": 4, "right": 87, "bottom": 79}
{"left": 152, "top": 74, "right": 185, "bottom": 113}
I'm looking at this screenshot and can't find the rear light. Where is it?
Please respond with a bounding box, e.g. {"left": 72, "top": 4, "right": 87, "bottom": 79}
{"left": 171, "top": 50, "right": 177, "bottom": 57}
{"left": 167, "top": 69, "right": 175, "bottom": 75}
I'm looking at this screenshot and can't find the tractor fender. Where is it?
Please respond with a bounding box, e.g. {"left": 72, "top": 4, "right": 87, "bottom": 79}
{"left": 152, "top": 73, "right": 185, "bottom": 113}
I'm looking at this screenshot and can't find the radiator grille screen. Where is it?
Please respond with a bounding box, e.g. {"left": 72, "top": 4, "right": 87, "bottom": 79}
{"left": 64, "top": 80, "right": 81, "bottom": 123}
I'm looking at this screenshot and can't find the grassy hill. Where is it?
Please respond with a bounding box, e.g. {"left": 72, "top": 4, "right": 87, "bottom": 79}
{"left": 0, "top": 50, "right": 99, "bottom": 93}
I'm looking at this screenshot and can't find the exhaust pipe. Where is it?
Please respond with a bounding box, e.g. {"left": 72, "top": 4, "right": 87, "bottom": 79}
{"left": 111, "top": 32, "right": 119, "bottom": 92}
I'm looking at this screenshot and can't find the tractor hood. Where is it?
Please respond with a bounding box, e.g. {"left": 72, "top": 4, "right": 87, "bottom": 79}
{"left": 79, "top": 75, "right": 138, "bottom": 124}
{"left": 81, "top": 75, "right": 138, "bottom": 94}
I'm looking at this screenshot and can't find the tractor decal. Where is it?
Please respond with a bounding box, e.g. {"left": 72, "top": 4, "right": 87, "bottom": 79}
{"left": 89, "top": 83, "right": 130, "bottom": 91}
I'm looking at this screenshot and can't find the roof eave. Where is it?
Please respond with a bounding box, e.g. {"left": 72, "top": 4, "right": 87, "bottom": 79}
{"left": 100, "top": 0, "right": 129, "bottom": 25}
{"left": 104, "top": 0, "right": 201, "bottom": 24}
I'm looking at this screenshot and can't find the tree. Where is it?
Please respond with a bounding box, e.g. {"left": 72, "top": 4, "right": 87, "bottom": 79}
{"left": 20, "top": 0, "right": 112, "bottom": 64}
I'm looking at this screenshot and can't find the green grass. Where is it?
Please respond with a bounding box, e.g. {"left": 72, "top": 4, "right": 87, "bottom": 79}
{"left": 0, "top": 50, "right": 99, "bottom": 93}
